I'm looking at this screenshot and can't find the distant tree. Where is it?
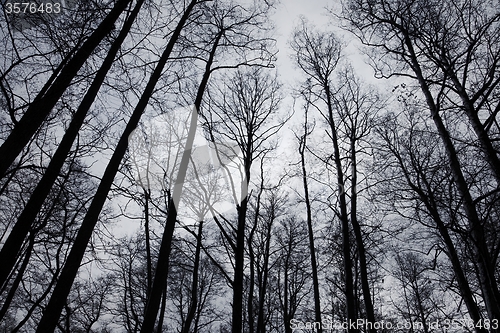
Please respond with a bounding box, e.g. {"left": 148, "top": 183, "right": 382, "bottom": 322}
{"left": 246, "top": 171, "right": 287, "bottom": 333}
{"left": 390, "top": 251, "right": 444, "bottom": 333}
{"left": 274, "top": 216, "right": 312, "bottom": 333}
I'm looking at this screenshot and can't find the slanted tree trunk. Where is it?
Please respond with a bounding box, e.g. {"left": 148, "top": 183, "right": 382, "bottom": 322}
{"left": 403, "top": 34, "right": 497, "bottom": 330}
{"left": 140, "top": 23, "right": 223, "bottom": 333}
{"left": 0, "top": 0, "right": 132, "bottom": 178}
{"left": 34, "top": 1, "right": 195, "bottom": 330}
{"left": 0, "top": 234, "right": 34, "bottom": 322}
{"left": 0, "top": 0, "right": 143, "bottom": 289}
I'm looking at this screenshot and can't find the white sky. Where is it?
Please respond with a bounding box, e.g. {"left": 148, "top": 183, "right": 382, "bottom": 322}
{"left": 272, "top": 0, "right": 333, "bottom": 83}
{"left": 271, "top": 0, "right": 380, "bottom": 85}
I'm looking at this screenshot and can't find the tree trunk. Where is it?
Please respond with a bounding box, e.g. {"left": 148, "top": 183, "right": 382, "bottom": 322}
{"left": 299, "top": 107, "right": 323, "bottom": 333}
{"left": 0, "top": 0, "right": 132, "bottom": 178}
{"left": 140, "top": 23, "right": 223, "bottom": 333}
{"left": 0, "top": 0, "right": 143, "bottom": 289}
{"left": 233, "top": 195, "right": 249, "bottom": 333}
{"left": 0, "top": 234, "right": 34, "bottom": 322}
{"left": 447, "top": 69, "right": 500, "bottom": 185}
{"left": 256, "top": 217, "right": 272, "bottom": 333}
{"left": 34, "top": 1, "right": 193, "bottom": 330}
{"left": 181, "top": 219, "right": 204, "bottom": 333}
{"left": 350, "top": 139, "right": 376, "bottom": 332}
{"left": 325, "top": 83, "right": 358, "bottom": 332}
{"left": 403, "top": 32, "right": 498, "bottom": 331}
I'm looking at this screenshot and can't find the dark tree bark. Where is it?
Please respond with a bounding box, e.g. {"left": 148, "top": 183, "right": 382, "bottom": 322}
{"left": 342, "top": 0, "right": 500, "bottom": 325}
{"left": 0, "top": 234, "right": 34, "bottom": 322}
{"left": 409, "top": 41, "right": 500, "bottom": 324}
{"left": 181, "top": 219, "right": 204, "bottom": 333}
{"left": 325, "top": 82, "right": 358, "bottom": 332}
{"left": 247, "top": 172, "right": 265, "bottom": 333}
{"left": 297, "top": 103, "right": 323, "bottom": 333}
{"left": 34, "top": 0, "right": 196, "bottom": 330}
{"left": 291, "top": 22, "right": 359, "bottom": 331}
{"left": 140, "top": 17, "right": 223, "bottom": 333}
{"left": 0, "top": 0, "right": 132, "bottom": 178}
{"left": 0, "top": 0, "right": 144, "bottom": 290}
{"left": 205, "top": 67, "right": 283, "bottom": 333}
{"left": 331, "top": 67, "right": 379, "bottom": 331}
{"left": 378, "top": 117, "right": 487, "bottom": 332}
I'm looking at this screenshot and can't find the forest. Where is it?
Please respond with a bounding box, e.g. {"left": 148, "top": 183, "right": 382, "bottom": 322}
{"left": 0, "top": 0, "right": 499, "bottom": 332}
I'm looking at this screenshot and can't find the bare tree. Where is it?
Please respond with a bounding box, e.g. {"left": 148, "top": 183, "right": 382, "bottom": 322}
{"left": 291, "top": 20, "right": 381, "bottom": 332}
{"left": 341, "top": 0, "right": 500, "bottom": 325}
{"left": 33, "top": 1, "right": 202, "bottom": 330}
{"left": 204, "top": 65, "right": 284, "bottom": 333}
{"left": 0, "top": 0, "right": 133, "bottom": 178}
{"left": 374, "top": 104, "right": 490, "bottom": 330}
{"left": 0, "top": 0, "right": 145, "bottom": 291}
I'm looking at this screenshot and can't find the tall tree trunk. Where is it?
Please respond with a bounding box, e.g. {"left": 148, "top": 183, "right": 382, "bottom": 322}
{"left": 349, "top": 139, "right": 376, "bottom": 332}
{"left": 232, "top": 137, "right": 252, "bottom": 333}
{"left": 403, "top": 32, "right": 500, "bottom": 330}
{"left": 298, "top": 106, "right": 323, "bottom": 333}
{"left": 155, "top": 286, "right": 167, "bottom": 333}
{"left": 182, "top": 219, "right": 204, "bottom": 333}
{"left": 447, "top": 69, "right": 500, "bottom": 185}
{"left": 325, "top": 83, "right": 358, "bottom": 332}
{"left": 248, "top": 163, "right": 266, "bottom": 333}
{"left": 140, "top": 24, "right": 223, "bottom": 333}
{"left": 34, "top": 1, "right": 193, "bottom": 330}
{"left": 256, "top": 218, "right": 272, "bottom": 333}
{"left": 0, "top": 0, "right": 132, "bottom": 178}
{"left": 283, "top": 244, "right": 292, "bottom": 333}
{"left": 247, "top": 192, "right": 262, "bottom": 333}
{"left": 0, "top": 234, "right": 34, "bottom": 322}
{"left": 0, "top": 0, "right": 143, "bottom": 289}
{"left": 390, "top": 140, "right": 486, "bottom": 332}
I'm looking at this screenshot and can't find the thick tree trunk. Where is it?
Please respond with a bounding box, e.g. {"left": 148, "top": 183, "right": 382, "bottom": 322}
{"left": 155, "top": 286, "right": 167, "bottom": 333}
{"left": 140, "top": 24, "right": 223, "bottom": 333}
{"left": 233, "top": 195, "right": 249, "bottom": 333}
{"left": 403, "top": 33, "right": 499, "bottom": 331}
{"left": 447, "top": 70, "right": 500, "bottom": 185}
{"left": 402, "top": 163, "right": 486, "bottom": 332}
{"left": 0, "top": 0, "right": 132, "bottom": 178}
{"left": 256, "top": 218, "right": 272, "bottom": 333}
{"left": 247, "top": 188, "right": 262, "bottom": 333}
{"left": 0, "top": 0, "right": 142, "bottom": 289}
{"left": 34, "top": 1, "right": 194, "bottom": 330}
